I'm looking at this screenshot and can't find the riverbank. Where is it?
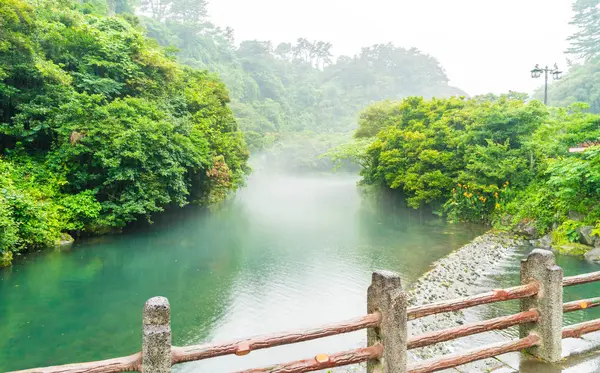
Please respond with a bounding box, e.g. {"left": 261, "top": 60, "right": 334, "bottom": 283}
{"left": 331, "top": 228, "right": 600, "bottom": 373}
{"left": 407, "top": 231, "right": 526, "bottom": 360}
{"left": 327, "top": 231, "right": 526, "bottom": 373}
{"left": 405, "top": 230, "right": 600, "bottom": 373}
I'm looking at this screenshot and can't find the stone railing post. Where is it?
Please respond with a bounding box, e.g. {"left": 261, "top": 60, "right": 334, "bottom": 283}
{"left": 367, "top": 270, "right": 408, "bottom": 373}
{"left": 142, "top": 297, "right": 172, "bottom": 373}
{"left": 519, "top": 249, "right": 563, "bottom": 362}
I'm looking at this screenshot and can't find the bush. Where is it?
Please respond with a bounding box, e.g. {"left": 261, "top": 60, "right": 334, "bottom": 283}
{"left": 0, "top": 158, "right": 63, "bottom": 264}
{"left": 0, "top": 0, "right": 249, "bottom": 262}
{"left": 444, "top": 182, "right": 510, "bottom": 223}
{"left": 352, "top": 95, "right": 600, "bottom": 234}
{"left": 552, "top": 220, "right": 583, "bottom": 244}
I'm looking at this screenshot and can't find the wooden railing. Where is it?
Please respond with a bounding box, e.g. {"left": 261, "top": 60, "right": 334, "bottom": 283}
{"left": 10, "top": 249, "right": 600, "bottom": 373}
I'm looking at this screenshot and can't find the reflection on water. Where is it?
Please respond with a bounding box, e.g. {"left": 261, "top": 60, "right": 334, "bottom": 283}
{"left": 0, "top": 170, "right": 485, "bottom": 372}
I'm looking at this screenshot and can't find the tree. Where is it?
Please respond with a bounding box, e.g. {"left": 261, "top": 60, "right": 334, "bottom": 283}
{"left": 169, "top": 0, "right": 207, "bottom": 24}
{"left": 140, "top": 0, "right": 169, "bottom": 20}
{"left": 357, "top": 96, "right": 546, "bottom": 209}
{"left": 566, "top": 0, "right": 600, "bottom": 60}
{"left": 140, "top": 5, "right": 465, "bottom": 137}
{"left": 293, "top": 38, "right": 312, "bottom": 64}
{"left": 274, "top": 42, "right": 292, "bottom": 61}
{"left": 140, "top": 0, "right": 207, "bottom": 22}
{"left": 536, "top": 57, "right": 600, "bottom": 112}
{"left": 0, "top": 0, "right": 248, "bottom": 263}
{"left": 313, "top": 41, "right": 332, "bottom": 69}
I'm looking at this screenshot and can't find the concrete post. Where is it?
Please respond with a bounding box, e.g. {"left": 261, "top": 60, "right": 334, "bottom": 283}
{"left": 519, "top": 249, "right": 563, "bottom": 362}
{"left": 367, "top": 270, "right": 408, "bottom": 373}
{"left": 142, "top": 297, "right": 172, "bottom": 373}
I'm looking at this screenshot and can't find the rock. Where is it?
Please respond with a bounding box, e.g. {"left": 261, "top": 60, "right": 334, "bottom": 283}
{"left": 406, "top": 231, "right": 521, "bottom": 361}
{"left": 568, "top": 211, "right": 586, "bottom": 221}
{"left": 533, "top": 233, "right": 552, "bottom": 249}
{"left": 515, "top": 220, "right": 538, "bottom": 238}
{"left": 584, "top": 248, "right": 600, "bottom": 262}
{"left": 55, "top": 233, "right": 74, "bottom": 247}
{"left": 555, "top": 243, "right": 592, "bottom": 257}
{"left": 578, "top": 226, "right": 596, "bottom": 246}
{"left": 0, "top": 251, "right": 13, "bottom": 267}
{"left": 500, "top": 214, "right": 514, "bottom": 228}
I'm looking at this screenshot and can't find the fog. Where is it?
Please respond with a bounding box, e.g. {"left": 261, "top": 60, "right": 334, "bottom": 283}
{"left": 208, "top": 0, "right": 573, "bottom": 96}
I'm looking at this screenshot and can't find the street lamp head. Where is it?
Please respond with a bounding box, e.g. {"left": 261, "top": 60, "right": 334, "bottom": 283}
{"left": 552, "top": 70, "right": 562, "bottom": 80}
{"left": 552, "top": 64, "right": 562, "bottom": 80}
{"left": 531, "top": 66, "right": 542, "bottom": 79}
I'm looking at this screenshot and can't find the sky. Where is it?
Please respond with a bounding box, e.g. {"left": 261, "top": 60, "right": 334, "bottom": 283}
{"left": 207, "top": 0, "right": 574, "bottom": 96}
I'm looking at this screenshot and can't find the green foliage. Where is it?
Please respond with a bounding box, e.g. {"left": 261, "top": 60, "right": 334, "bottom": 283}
{"left": 567, "top": 0, "right": 600, "bottom": 60}
{"left": 551, "top": 220, "right": 593, "bottom": 256}
{"left": 545, "top": 147, "right": 600, "bottom": 223}
{"left": 140, "top": 14, "right": 465, "bottom": 143}
{"left": 503, "top": 182, "right": 559, "bottom": 234}
{"left": 259, "top": 132, "right": 355, "bottom": 173}
{"left": 0, "top": 0, "right": 248, "bottom": 262}
{"left": 351, "top": 95, "right": 600, "bottom": 235}
{"left": 354, "top": 101, "right": 404, "bottom": 138}
{"left": 541, "top": 1, "right": 600, "bottom": 111}
{"left": 59, "top": 191, "right": 102, "bottom": 231}
{"left": 357, "top": 96, "right": 544, "bottom": 209}
{"left": 322, "top": 137, "right": 372, "bottom": 171}
{"left": 504, "top": 145, "right": 600, "bottom": 236}
{"left": 553, "top": 220, "right": 582, "bottom": 244}
{"left": 538, "top": 59, "right": 600, "bottom": 112}
{"left": 444, "top": 182, "right": 510, "bottom": 223}
{"left": 592, "top": 222, "right": 600, "bottom": 237}
{"left": 0, "top": 167, "right": 20, "bottom": 255}
{"left": 0, "top": 157, "right": 63, "bottom": 260}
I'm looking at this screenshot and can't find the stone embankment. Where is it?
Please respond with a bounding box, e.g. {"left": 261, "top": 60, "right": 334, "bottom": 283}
{"left": 330, "top": 231, "right": 527, "bottom": 373}
{"left": 407, "top": 232, "right": 526, "bottom": 361}
{"left": 332, "top": 230, "right": 600, "bottom": 373}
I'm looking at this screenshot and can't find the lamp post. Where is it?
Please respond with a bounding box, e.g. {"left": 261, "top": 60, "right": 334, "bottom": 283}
{"left": 531, "top": 63, "right": 562, "bottom": 105}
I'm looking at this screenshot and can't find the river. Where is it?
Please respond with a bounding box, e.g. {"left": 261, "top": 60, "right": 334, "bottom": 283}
{"left": 0, "top": 168, "right": 486, "bottom": 372}
{"left": 2, "top": 168, "right": 599, "bottom": 372}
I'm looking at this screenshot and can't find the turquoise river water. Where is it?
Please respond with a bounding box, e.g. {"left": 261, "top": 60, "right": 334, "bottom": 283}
{"left": 0, "top": 168, "right": 598, "bottom": 372}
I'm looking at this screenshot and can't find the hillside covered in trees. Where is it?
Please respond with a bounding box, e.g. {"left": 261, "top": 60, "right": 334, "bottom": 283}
{"left": 329, "top": 0, "right": 600, "bottom": 254}
{"left": 0, "top": 0, "right": 249, "bottom": 265}
{"left": 134, "top": 0, "right": 464, "bottom": 149}
{"left": 320, "top": 0, "right": 600, "bottom": 254}
{"left": 0, "top": 0, "right": 466, "bottom": 265}
{"left": 344, "top": 95, "right": 600, "bottom": 242}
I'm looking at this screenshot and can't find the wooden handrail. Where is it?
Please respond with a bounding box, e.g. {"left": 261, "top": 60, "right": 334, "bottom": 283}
{"left": 563, "top": 297, "right": 600, "bottom": 313}
{"left": 407, "top": 309, "right": 539, "bottom": 350}
{"left": 9, "top": 353, "right": 141, "bottom": 373}
{"left": 407, "top": 282, "right": 539, "bottom": 320}
{"left": 562, "top": 319, "right": 600, "bottom": 339}
{"left": 407, "top": 334, "right": 540, "bottom": 373}
{"left": 10, "top": 313, "right": 381, "bottom": 373}
{"left": 171, "top": 312, "right": 381, "bottom": 363}
{"left": 233, "top": 344, "right": 383, "bottom": 373}
{"left": 9, "top": 267, "right": 600, "bottom": 373}
{"left": 563, "top": 271, "right": 600, "bottom": 287}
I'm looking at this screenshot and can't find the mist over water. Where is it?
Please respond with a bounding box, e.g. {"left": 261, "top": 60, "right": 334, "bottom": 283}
{"left": 0, "top": 159, "right": 486, "bottom": 372}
